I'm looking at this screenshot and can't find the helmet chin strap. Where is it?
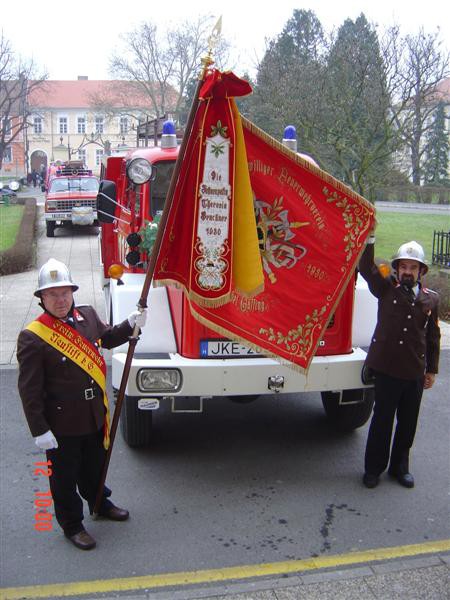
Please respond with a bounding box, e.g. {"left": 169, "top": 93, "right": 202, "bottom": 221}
{"left": 39, "top": 299, "right": 75, "bottom": 320}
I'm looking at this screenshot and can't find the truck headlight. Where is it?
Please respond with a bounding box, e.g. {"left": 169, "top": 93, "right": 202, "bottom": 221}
{"left": 137, "top": 369, "right": 182, "bottom": 393}
{"left": 47, "top": 201, "right": 58, "bottom": 210}
{"left": 127, "top": 158, "right": 153, "bottom": 185}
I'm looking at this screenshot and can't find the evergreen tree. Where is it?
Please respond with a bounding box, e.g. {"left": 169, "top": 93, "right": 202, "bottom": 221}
{"left": 423, "top": 101, "right": 450, "bottom": 185}
{"left": 249, "top": 10, "right": 326, "bottom": 145}
{"left": 320, "top": 14, "right": 393, "bottom": 196}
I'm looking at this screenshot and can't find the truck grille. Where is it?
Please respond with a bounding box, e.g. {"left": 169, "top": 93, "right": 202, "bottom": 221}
{"left": 55, "top": 199, "right": 97, "bottom": 210}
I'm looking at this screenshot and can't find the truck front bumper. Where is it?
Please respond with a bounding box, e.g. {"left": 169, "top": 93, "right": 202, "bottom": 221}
{"left": 45, "top": 208, "right": 97, "bottom": 225}
{"left": 112, "top": 347, "right": 370, "bottom": 397}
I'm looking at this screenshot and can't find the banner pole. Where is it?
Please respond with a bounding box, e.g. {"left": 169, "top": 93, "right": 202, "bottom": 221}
{"left": 93, "top": 28, "right": 220, "bottom": 517}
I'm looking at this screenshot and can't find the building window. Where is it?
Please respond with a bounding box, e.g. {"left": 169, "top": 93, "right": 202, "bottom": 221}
{"left": 95, "top": 116, "right": 104, "bottom": 133}
{"left": 95, "top": 149, "right": 103, "bottom": 166}
{"left": 78, "top": 149, "right": 87, "bottom": 163}
{"left": 33, "top": 116, "right": 43, "bottom": 134}
{"left": 119, "top": 116, "right": 128, "bottom": 134}
{"left": 3, "top": 118, "right": 12, "bottom": 136}
{"left": 59, "top": 117, "right": 68, "bottom": 134}
{"left": 3, "top": 146, "right": 12, "bottom": 163}
{"left": 77, "top": 117, "right": 86, "bottom": 134}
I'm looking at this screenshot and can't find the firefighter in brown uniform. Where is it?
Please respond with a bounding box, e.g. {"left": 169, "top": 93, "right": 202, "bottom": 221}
{"left": 17, "top": 259, "right": 147, "bottom": 549}
{"left": 359, "top": 237, "right": 440, "bottom": 489}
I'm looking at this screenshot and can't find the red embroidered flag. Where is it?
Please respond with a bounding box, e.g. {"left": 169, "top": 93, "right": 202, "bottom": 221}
{"left": 154, "top": 70, "right": 376, "bottom": 372}
{"left": 153, "top": 69, "right": 264, "bottom": 307}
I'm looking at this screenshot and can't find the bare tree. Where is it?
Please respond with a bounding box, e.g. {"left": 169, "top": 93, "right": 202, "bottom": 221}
{"left": 394, "top": 29, "right": 450, "bottom": 185}
{"left": 105, "top": 16, "right": 230, "bottom": 123}
{"left": 0, "top": 32, "right": 48, "bottom": 169}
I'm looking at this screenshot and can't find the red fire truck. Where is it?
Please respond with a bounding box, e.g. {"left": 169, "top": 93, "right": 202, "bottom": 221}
{"left": 97, "top": 122, "right": 377, "bottom": 447}
{"left": 43, "top": 160, "right": 99, "bottom": 237}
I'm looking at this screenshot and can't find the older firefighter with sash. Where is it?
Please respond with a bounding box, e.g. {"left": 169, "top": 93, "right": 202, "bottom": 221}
{"left": 17, "top": 259, "right": 147, "bottom": 550}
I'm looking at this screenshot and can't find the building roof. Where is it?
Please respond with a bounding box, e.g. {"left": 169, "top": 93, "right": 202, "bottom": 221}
{"left": 434, "top": 77, "right": 450, "bottom": 101}
{"left": 28, "top": 79, "right": 176, "bottom": 111}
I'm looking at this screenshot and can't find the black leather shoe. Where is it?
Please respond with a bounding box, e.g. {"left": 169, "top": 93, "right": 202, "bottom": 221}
{"left": 66, "top": 530, "right": 96, "bottom": 550}
{"left": 389, "top": 470, "right": 414, "bottom": 488}
{"left": 363, "top": 473, "right": 379, "bottom": 488}
{"left": 99, "top": 504, "right": 129, "bottom": 521}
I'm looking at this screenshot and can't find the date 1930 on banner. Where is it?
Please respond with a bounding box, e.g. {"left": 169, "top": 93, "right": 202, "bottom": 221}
{"left": 34, "top": 460, "right": 53, "bottom": 531}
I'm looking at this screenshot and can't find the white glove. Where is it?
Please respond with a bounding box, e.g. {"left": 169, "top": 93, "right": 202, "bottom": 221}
{"left": 34, "top": 430, "right": 58, "bottom": 450}
{"left": 127, "top": 309, "right": 147, "bottom": 329}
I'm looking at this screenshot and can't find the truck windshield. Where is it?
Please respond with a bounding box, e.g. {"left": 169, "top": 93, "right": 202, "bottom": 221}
{"left": 150, "top": 160, "right": 176, "bottom": 216}
{"left": 49, "top": 177, "right": 99, "bottom": 193}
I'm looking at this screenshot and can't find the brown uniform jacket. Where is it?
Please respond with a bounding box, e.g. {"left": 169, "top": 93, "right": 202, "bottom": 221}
{"left": 17, "top": 305, "right": 133, "bottom": 437}
{"left": 359, "top": 243, "right": 440, "bottom": 380}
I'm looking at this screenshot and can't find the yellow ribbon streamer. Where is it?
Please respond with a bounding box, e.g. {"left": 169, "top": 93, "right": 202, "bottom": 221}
{"left": 230, "top": 98, "right": 264, "bottom": 297}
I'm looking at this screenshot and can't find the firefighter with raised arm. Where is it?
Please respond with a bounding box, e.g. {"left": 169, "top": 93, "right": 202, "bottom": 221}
{"left": 17, "top": 259, "right": 147, "bottom": 550}
{"left": 359, "top": 235, "right": 440, "bottom": 489}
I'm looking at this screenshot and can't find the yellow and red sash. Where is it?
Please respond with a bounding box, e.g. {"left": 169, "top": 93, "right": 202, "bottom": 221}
{"left": 26, "top": 313, "right": 110, "bottom": 449}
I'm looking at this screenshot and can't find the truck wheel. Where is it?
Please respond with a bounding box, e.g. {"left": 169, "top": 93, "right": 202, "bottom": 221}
{"left": 321, "top": 388, "right": 374, "bottom": 431}
{"left": 120, "top": 394, "right": 153, "bottom": 447}
{"left": 46, "top": 221, "right": 56, "bottom": 237}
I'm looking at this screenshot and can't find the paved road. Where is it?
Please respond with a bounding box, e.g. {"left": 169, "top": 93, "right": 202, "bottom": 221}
{"left": 1, "top": 356, "right": 449, "bottom": 599}
{"left": 0, "top": 203, "right": 449, "bottom": 600}
{"left": 375, "top": 201, "right": 450, "bottom": 215}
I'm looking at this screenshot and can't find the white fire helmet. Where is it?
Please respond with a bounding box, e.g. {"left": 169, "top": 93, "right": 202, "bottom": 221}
{"left": 34, "top": 258, "right": 79, "bottom": 297}
{"left": 391, "top": 241, "right": 428, "bottom": 274}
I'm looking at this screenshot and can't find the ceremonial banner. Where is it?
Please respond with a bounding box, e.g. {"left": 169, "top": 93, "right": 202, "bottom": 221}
{"left": 153, "top": 69, "right": 264, "bottom": 307}
{"left": 154, "top": 69, "right": 376, "bottom": 372}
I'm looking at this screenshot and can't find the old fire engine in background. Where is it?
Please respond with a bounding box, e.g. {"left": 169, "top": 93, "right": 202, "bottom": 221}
{"left": 43, "top": 160, "right": 99, "bottom": 237}
{"left": 97, "top": 122, "right": 377, "bottom": 447}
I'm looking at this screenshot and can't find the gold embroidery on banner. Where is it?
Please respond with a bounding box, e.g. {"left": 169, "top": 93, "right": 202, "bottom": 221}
{"left": 322, "top": 187, "right": 371, "bottom": 262}
{"left": 255, "top": 196, "right": 309, "bottom": 284}
{"left": 259, "top": 305, "right": 327, "bottom": 359}
{"left": 231, "top": 291, "right": 268, "bottom": 313}
{"left": 305, "top": 263, "right": 328, "bottom": 282}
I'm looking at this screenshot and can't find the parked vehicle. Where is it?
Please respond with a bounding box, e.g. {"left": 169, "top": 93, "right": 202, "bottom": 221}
{"left": 43, "top": 160, "right": 99, "bottom": 237}
{"left": 97, "top": 122, "right": 377, "bottom": 447}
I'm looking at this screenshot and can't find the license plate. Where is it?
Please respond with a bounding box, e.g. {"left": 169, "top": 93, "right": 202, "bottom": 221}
{"left": 47, "top": 213, "right": 71, "bottom": 219}
{"left": 200, "top": 340, "right": 261, "bottom": 358}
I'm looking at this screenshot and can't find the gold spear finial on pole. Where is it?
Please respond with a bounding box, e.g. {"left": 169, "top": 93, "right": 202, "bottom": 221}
{"left": 200, "top": 16, "right": 222, "bottom": 77}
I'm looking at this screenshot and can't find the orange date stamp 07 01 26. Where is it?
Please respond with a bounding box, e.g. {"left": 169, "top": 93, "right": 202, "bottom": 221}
{"left": 34, "top": 460, "right": 53, "bottom": 531}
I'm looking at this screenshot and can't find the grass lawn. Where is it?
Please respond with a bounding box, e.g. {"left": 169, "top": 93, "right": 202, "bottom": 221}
{"left": 373, "top": 211, "right": 450, "bottom": 319}
{"left": 0, "top": 205, "right": 24, "bottom": 251}
{"left": 373, "top": 211, "right": 450, "bottom": 264}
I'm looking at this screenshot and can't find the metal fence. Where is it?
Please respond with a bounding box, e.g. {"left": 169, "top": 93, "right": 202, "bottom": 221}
{"left": 432, "top": 230, "right": 450, "bottom": 267}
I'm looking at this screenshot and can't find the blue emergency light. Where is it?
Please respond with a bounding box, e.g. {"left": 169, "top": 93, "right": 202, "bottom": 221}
{"left": 283, "top": 125, "right": 297, "bottom": 140}
{"left": 162, "top": 121, "right": 176, "bottom": 135}
{"left": 161, "top": 120, "right": 177, "bottom": 148}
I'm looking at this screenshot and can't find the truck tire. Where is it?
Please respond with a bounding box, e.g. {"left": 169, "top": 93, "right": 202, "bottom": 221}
{"left": 46, "top": 220, "right": 56, "bottom": 237}
{"left": 321, "top": 388, "right": 374, "bottom": 431}
{"left": 120, "top": 394, "right": 153, "bottom": 447}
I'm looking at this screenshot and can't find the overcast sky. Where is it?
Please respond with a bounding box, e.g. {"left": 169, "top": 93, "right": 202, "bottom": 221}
{"left": 2, "top": 0, "right": 449, "bottom": 80}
